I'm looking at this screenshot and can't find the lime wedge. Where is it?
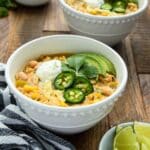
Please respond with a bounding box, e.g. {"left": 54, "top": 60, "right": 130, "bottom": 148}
{"left": 134, "top": 122, "right": 150, "bottom": 149}
{"left": 113, "top": 123, "right": 150, "bottom": 150}
{"left": 113, "top": 126, "right": 139, "bottom": 150}
{"left": 137, "top": 135, "right": 150, "bottom": 149}
{"left": 141, "top": 143, "right": 149, "bottom": 150}
{"left": 114, "top": 143, "right": 140, "bottom": 150}
{"left": 134, "top": 122, "right": 150, "bottom": 138}
{"left": 114, "top": 126, "right": 136, "bottom": 145}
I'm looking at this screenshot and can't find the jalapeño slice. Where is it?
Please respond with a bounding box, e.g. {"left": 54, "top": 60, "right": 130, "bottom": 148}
{"left": 73, "top": 76, "right": 93, "bottom": 95}
{"left": 112, "top": 1, "right": 126, "bottom": 13}
{"left": 113, "top": 7, "right": 126, "bottom": 13}
{"left": 54, "top": 71, "right": 75, "bottom": 90}
{"left": 100, "top": 3, "right": 113, "bottom": 11}
{"left": 64, "top": 88, "right": 85, "bottom": 104}
{"left": 113, "top": 1, "right": 127, "bottom": 8}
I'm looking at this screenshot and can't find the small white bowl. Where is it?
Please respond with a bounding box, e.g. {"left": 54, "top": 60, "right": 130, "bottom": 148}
{"left": 59, "top": 0, "right": 148, "bottom": 46}
{"left": 5, "top": 35, "right": 128, "bottom": 134}
{"left": 99, "top": 122, "right": 149, "bottom": 150}
{"left": 15, "top": 0, "right": 49, "bottom": 6}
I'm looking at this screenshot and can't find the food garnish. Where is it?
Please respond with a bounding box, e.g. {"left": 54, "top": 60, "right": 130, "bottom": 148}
{"left": 54, "top": 53, "right": 116, "bottom": 103}
{"left": 54, "top": 71, "right": 75, "bottom": 90}
{"left": 64, "top": 88, "right": 85, "bottom": 104}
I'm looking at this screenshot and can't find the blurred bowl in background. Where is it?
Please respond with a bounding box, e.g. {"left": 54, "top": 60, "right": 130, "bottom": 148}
{"left": 15, "top": 0, "right": 49, "bottom": 6}
{"left": 59, "top": 0, "right": 148, "bottom": 46}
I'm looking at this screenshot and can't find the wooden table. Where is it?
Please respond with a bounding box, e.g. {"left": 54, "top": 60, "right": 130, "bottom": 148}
{"left": 0, "top": 1, "right": 149, "bottom": 150}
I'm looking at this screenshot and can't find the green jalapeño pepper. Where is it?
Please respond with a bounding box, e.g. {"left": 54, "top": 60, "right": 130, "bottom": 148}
{"left": 113, "top": 7, "right": 126, "bottom": 13}
{"left": 54, "top": 71, "right": 75, "bottom": 90}
{"left": 113, "top": 1, "right": 127, "bottom": 8}
{"left": 64, "top": 88, "right": 85, "bottom": 104}
{"left": 101, "top": 3, "right": 113, "bottom": 11}
{"left": 112, "top": 1, "right": 126, "bottom": 13}
{"left": 73, "top": 77, "right": 93, "bottom": 95}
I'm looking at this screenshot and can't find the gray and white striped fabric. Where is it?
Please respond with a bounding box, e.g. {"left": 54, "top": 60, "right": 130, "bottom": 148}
{"left": 0, "top": 67, "right": 76, "bottom": 150}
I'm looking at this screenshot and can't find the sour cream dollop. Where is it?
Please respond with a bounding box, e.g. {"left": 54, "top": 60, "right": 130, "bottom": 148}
{"left": 85, "top": 0, "right": 104, "bottom": 8}
{"left": 36, "top": 60, "right": 62, "bottom": 82}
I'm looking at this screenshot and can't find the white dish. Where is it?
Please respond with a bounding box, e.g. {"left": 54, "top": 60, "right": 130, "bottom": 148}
{"left": 5, "top": 35, "right": 128, "bottom": 134}
{"left": 59, "top": 0, "right": 148, "bottom": 46}
{"left": 15, "top": 0, "right": 49, "bottom": 6}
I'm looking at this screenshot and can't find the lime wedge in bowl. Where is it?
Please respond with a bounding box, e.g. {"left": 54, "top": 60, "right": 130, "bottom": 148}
{"left": 99, "top": 122, "right": 134, "bottom": 150}
{"left": 134, "top": 122, "right": 150, "bottom": 138}
{"left": 114, "top": 126, "right": 136, "bottom": 144}
{"left": 99, "top": 122, "right": 150, "bottom": 150}
{"left": 141, "top": 143, "right": 149, "bottom": 150}
{"left": 114, "top": 144, "right": 140, "bottom": 150}
{"left": 113, "top": 126, "right": 139, "bottom": 150}
{"left": 134, "top": 122, "right": 150, "bottom": 149}
{"left": 137, "top": 136, "right": 150, "bottom": 149}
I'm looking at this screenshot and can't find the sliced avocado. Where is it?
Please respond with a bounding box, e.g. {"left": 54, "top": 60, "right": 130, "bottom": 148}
{"left": 99, "top": 55, "right": 116, "bottom": 75}
{"left": 85, "top": 56, "right": 106, "bottom": 76}
{"left": 69, "top": 54, "right": 106, "bottom": 76}
{"left": 79, "top": 53, "right": 116, "bottom": 76}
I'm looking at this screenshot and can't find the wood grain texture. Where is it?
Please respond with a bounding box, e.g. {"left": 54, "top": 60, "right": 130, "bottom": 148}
{"left": 139, "top": 74, "right": 150, "bottom": 116}
{"left": 130, "top": 2, "right": 150, "bottom": 73}
{"left": 0, "top": 18, "right": 9, "bottom": 63}
{"left": 43, "top": 0, "right": 69, "bottom": 32}
{"left": 3, "top": 6, "right": 47, "bottom": 62}
{"left": 111, "top": 38, "right": 148, "bottom": 122}
{"left": 64, "top": 118, "right": 110, "bottom": 150}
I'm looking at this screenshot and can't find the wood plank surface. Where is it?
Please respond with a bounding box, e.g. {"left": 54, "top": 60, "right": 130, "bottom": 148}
{"left": 43, "top": 0, "right": 69, "bottom": 32}
{"left": 139, "top": 74, "right": 150, "bottom": 116}
{"left": 0, "top": 1, "right": 149, "bottom": 150}
{"left": 0, "top": 18, "right": 9, "bottom": 62}
{"left": 3, "top": 6, "right": 47, "bottom": 62}
{"left": 111, "top": 38, "right": 148, "bottom": 122}
{"left": 130, "top": 3, "right": 150, "bottom": 73}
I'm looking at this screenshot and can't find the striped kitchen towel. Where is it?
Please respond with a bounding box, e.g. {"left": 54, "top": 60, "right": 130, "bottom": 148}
{"left": 0, "top": 64, "right": 76, "bottom": 150}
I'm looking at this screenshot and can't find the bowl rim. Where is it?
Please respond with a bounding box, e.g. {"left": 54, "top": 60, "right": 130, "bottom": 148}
{"left": 6, "top": 34, "right": 128, "bottom": 111}
{"left": 99, "top": 121, "right": 150, "bottom": 150}
{"left": 59, "top": 0, "right": 148, "bottom": 20}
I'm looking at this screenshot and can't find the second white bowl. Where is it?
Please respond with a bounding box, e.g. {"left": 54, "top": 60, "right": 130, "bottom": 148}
{"left": 59, "top": 0, "right": 148, "bottom": 46}
{"left": 15, "top": 0, "right": 49, "bottom": 6}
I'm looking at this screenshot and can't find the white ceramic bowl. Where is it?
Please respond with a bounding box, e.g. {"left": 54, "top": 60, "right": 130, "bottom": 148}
{"left": 5, "top": 35, "right": 128, "bottom": 134}
{"left": 99, "top": 122, "right": 150, "bottom": 150}
{"left": 15, "top": 0, "right": 49, "bottom": 6}
{"left": 59, "top": 0, "right": 148, "bottom": 46}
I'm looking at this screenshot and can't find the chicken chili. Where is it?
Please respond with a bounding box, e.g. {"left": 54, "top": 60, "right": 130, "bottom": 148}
{"left": 65, "top": 0, "right": 138, "bottom": 16}
{"left": 15, "top": 53, "right": 118, "bottom": 107}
